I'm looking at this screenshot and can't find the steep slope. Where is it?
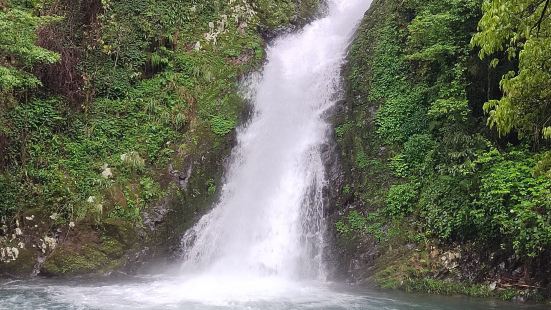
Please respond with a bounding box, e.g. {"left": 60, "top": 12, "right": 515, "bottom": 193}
{"left": 0, "top": 0, "right": 322, "bottom": 277}
{"left": 332, "top": 0, "right": 551, "bottom": 302}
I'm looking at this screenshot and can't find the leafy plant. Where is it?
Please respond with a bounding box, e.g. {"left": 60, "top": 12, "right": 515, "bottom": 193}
{"left": 472, "top": 0, "right": 551, "bottom": 142}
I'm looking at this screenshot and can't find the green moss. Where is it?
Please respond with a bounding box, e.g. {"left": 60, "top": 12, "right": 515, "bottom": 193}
{"left": 102, "top": 218, "right": 136, "bottom": 248}
{"left": 372, "top": 243, "right": 543, "bottom": 302}
{"left": 254, "top": 0, "right": 297, "bottom": 30}
{"left": 297, "top": 0, "right": 322, "bottom": 23}
{"left": 41, "top": 237, "right": 125, "bottom": 276}
{"left": 403, "top": 278, "right": 492, "bottom": 297}
{"left": 377, "top": 272, "right": 535, "bottom": 302}
{"left": 210, "top": 115, "right": 237, "bottom": 136}
{"left": 337, "top": 0, "right": 551, "bottom": 301}
{"left": 43, "top": 246, "right": 108, "bottom": 275}
{"left": 98, "top": 238, "right": 125, "bottom": 258}
{"left": 253, "top": 0, "right": 322, "bottom": 31}
{"left": 0, "top": 0, "right": 269, "bottom": 223}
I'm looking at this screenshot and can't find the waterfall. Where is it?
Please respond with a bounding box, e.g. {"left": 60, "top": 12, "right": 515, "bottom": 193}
{"left": 180, "top": 0, "right": 371, "bottom": 281}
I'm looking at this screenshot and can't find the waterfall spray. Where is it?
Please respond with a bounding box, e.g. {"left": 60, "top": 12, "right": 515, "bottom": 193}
{"left": 180, "top": 0, "right": 371, "bottom": 281}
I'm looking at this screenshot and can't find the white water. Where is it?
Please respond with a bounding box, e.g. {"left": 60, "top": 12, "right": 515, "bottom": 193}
{"left": 180, "top": 0, "right": 370, "bottom": 282}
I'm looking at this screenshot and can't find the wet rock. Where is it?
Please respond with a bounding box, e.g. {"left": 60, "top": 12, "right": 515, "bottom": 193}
{"left": 512, "top": 295, "right": 526, "bottom": 303}
{"left": 169, "top": 163, "right": 193, "bottom": 190}
{"left": 101, "top": 164, "right": 113, "bottom": 179}
{"left": 143, "top": 201, "right": 169, "bottom": 231}
{"left": 0, "top": 248, "right": 35, "bottom": 276}
{"left": 513, "top": 266, "right": 524, "bottom": 277}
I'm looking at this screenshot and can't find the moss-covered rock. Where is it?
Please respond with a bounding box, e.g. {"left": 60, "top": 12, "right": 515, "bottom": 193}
{"left": 0, "top": 248, "right": 35, "bottom": 276}
{"left": 373, "top": 244, "right": 544, "bottom": 302}
{"left": 254, "top": 0, "right": 323, "bottom": 35}
{"left": 297, "top": 0, "right": 322, "bottom": 21}
{"left": 327, "top": 0, "right": 401, "bottom": 281}
{"left": 255, "top": 0, "right": 297, "bottom": 30}
{"left": 41, "top": 234, "right": 126, "bottom": 276}
{"left": 102, "top": 218, "right": 136, "bottom": 249}
{"left": 42, "top": 245, "right": 109, "bottom": 276}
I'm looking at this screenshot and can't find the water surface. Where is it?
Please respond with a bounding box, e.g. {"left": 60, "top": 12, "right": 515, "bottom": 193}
{"left": 1, "top": 276, "right": 546, "bottom": 310}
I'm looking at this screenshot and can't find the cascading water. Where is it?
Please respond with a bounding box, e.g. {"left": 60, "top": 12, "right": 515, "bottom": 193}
{"left": 180, "top": 0, "right": 370, "bottom": 282}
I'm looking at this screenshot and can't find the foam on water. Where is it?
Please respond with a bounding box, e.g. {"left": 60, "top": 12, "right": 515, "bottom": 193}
{"left": 2, "top": 276, "right": 544, "bottom": 310}
{"left": 43, "top": 277, "right": 363, "bottom": 309}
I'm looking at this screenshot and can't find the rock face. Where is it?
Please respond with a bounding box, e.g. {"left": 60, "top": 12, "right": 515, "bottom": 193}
{"left": 318, "top": 135, "right": 344, "bottom": 279}
{"left": 40, "top": 227, "right": 128, "bottom": 276}
{"left": 323, "top": 0, "right": 388, "bottom": 283}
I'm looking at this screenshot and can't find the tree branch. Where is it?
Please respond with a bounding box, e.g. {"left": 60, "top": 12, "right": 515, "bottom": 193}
{"left": 534, "top": 0, "right": 550, "bottom": 35}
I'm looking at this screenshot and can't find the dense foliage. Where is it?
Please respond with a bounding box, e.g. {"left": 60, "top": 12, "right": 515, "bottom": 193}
{"left": 0, "top": 0, "right": 320, "bottom": 271}
{"left": 1, "top": 0, "right": 259, "bottom": 224}
{"left": 472, "top": 0, "right": 551, "bottom": 143}
{"left": 336, "top": 0, "right": 551, "bottom": 291}
{"left": 0, "top": 1, "right": 60, "bottom": 102}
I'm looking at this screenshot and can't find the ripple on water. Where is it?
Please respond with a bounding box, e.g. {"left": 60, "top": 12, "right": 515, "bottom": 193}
{"left": 1, "top": 278, "right": 548, "bottom": 310}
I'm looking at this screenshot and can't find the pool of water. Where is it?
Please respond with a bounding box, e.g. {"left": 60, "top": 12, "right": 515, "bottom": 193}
{"left": 0, "top": 275, "right": 546, "bottom": 310}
